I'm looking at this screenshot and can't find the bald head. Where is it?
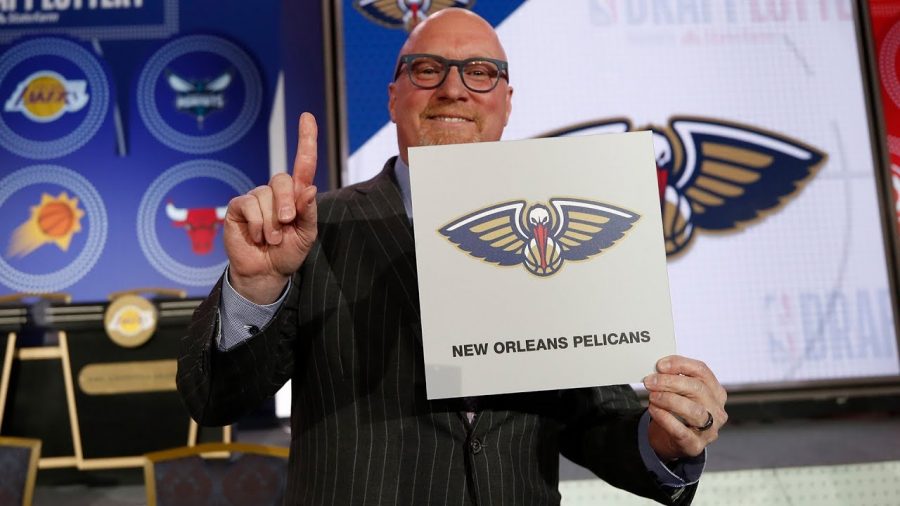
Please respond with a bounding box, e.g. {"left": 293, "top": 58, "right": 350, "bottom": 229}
{"left": 399, "top": 8, "right": 507, "bottom": 62}
{"left": 388, "top": 8, "right": 513, "bottom": 163}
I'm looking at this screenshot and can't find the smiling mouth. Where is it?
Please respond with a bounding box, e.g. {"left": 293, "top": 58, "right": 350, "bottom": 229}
{"left": 426, "top": 115, "right": 474, "bottom": 123}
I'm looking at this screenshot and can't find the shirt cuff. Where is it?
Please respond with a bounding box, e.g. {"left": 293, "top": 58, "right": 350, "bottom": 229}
{"left": 637, "top": 410, "right": 706, "bottom": 489}
{"left": 216, "top": 266, "right": 291, "bottom": 351}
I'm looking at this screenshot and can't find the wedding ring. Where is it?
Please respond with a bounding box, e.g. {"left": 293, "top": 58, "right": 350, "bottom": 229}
{"left": 695, "top": 411, "right": 714, "bottom": 432}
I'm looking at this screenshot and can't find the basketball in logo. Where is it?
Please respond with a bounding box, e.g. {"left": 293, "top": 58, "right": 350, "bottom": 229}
{"left": 524, "top": 236, "right": 563, "bottom": 276}
{"left": 38, "top": 198, "right": 79, "bottom": 238}
{"left": 661, "top": 187, "right": 693, "bottom": 256}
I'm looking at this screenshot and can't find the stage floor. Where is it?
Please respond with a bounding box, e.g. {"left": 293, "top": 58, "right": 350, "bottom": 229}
{"left": 32, "top": 413, "right": 900, "bottom": 505}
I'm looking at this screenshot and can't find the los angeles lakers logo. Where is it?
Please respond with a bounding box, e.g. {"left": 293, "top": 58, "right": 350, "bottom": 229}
{"left": 104, "top": 294, "right": 157, "bottom": 348}
{"left": 3, "top": 71, "right": 89, "bottom": 123}
{"left": 355, "top": 0, "right": 474, "bottom": 31}
{"left": 0, "top": 37, "right": 110, "bottom": 159}
{"left": 440, "top": 198, "right": 640, "bottom": 277}
{"left": 544, "top": 117, "right": 826, "bottom": 257}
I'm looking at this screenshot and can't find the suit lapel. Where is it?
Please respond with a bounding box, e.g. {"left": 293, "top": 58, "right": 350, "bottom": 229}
{"left": 348, "top": 158, "right": 420, "bottom": 318}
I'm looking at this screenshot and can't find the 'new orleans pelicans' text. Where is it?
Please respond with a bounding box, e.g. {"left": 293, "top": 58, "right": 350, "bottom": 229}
{"left": 452, "top": 331, "right": 652, "bottom": 358}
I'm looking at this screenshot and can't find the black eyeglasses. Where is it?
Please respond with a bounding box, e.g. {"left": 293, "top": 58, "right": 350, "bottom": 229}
{"left": 393, "top": 53, "right": 510, "bottom": 93}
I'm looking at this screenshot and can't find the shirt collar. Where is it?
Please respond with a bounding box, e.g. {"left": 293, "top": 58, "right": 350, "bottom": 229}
{"left": 393, "top": 156, "right": 413, "bottom": 220}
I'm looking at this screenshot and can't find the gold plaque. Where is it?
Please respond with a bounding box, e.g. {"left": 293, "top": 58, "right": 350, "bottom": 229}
{"left": 104, "top": 295, "right": 157, "bottom": 348}
{"left": 77, "top": 360, "right": 177, "bottom": 395}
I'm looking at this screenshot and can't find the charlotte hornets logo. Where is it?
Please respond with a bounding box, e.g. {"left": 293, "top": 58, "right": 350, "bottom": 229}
{"left": 544, "top": 117, "right": 826, "bottom": 257}
{"left": 165, "top": 69, "right": 232, "bottom": 129}
{"left": 136, "top": 35, "right": 261, "bottom": 154}
{"left": 440, "top": 198, "right": 640, "bottom": 277}
{"left": 355, "top": 0, "right": 474, "bottom": 31}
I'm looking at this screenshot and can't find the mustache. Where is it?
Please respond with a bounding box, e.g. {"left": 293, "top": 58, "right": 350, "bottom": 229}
{"left": 420, "top": 106, "right": 479, "bottom": 122}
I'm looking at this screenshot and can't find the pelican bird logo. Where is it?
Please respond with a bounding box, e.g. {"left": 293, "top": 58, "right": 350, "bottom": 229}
{"left": 542, "top": 117, "right": 826, "bottom": 257}
{"left": 440, "top": 198, "right": 640, "bottom": 277}
{"left": 354, "top": 0, "right": 473, "bottom": 31}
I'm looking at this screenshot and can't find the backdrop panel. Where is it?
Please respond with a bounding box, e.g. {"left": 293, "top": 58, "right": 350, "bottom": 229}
{"left": 0, "top": 0, "right": 330, "bottom": 302}
{"left": 340, "top": 0, "right": 899, "bottom": 389}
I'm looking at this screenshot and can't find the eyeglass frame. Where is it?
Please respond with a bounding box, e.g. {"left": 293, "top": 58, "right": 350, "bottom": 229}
{"left": 392, "top": 53, "right": 510, "bottom": 93}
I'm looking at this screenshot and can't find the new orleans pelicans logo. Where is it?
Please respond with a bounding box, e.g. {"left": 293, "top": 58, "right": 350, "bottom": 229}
{"left": 440, "top": 198, "right": 639, "bottom": 277}
{"left": 3, "top": 70, "right": 88, "bottom": 122}
{"left": 355, "top": 0, "right": 474, "bottom": 31}
{"left": 165, "top": 69, "right": 232, "bottom": 129}
{"left": 545, "top": 117, "right": 826, "bottom": 257}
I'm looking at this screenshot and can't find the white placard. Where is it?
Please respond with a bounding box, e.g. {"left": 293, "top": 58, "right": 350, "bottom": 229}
{"left": 409, "top": 132, "right": 676, "bottom": 399}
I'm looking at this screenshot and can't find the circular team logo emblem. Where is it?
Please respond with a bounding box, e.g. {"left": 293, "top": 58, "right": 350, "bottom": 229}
{"left": 136, "top": 34, "right": 262, "bottom": 154}
{"left": 137, "top": 160, "right": 253, "bottom": 286}
{"left": 104, "top": 294, "right": 158, "bottom": 348}
{"left": 0, "top": 165, "right": 108, "bottom": 293}
{"left": 0, "top": 37, "right": 110, "bottom": 159}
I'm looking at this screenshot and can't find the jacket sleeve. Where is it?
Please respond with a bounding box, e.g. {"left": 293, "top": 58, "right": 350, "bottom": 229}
{"left": 557, "top": 385, "right": 698, "bottom": 505}
{"left": 176, "top": 271, "right": 302, "bottom": 426}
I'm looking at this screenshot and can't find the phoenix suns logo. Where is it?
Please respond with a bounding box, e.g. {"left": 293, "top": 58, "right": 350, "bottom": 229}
{"left": 440, "top": 198, "right": 639, "bottom": 277}
{"left": 544, "top": 117, "right": 826, "bottom": 257}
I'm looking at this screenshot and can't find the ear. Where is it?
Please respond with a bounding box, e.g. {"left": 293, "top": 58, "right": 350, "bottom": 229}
{"left": 388, "top": 82, "right": 398, "bottom": 123}
{"left": 503, "top": 85, "right": 514, "bottom": 126}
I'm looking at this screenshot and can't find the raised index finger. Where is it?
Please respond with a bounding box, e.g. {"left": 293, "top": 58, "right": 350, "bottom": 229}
{"left": 293, "top": 112, "right": 318, "bottom": 189}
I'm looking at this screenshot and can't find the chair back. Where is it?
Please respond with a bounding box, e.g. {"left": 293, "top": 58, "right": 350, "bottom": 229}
{"left": 0, "top": 436, "right": 41, "bottom": 506}
{"left": 144, "top": 442, "right": 289, "bottom": 506}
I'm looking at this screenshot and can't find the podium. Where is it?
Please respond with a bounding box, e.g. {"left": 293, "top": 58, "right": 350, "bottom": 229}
{"left": 0, "top": 312, "right": 15, "bottom": 431}
{"left": 0, "top": 296, "right": 79, "bottom": 469}
{"left": 1, "top": 292, "right": 229, "bottom": 471}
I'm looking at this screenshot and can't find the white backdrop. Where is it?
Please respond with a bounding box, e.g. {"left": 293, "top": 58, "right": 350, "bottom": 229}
{"left": 344, "top": 0, "right": 899, "bottom": 388}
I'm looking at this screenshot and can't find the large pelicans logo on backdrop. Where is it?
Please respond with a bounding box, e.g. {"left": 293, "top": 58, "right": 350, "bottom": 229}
{"left": 440, "top": 198, "right": 639, "bottom": 277}
{"left": 0, "top": 37, "right": 110, "bottom": 159}
{"left": 355, "top": 0, "right": 474, "bottom": 31}
{"left": 545, "top": 117, "right": 826, "bottom": 257}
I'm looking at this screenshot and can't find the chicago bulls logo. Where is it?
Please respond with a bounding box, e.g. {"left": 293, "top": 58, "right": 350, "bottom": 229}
{"left": 137, "top": 160, "right": 252, "bottom": 287}
{"left": 164, "top": 201, "right": 227, "bottom": 255}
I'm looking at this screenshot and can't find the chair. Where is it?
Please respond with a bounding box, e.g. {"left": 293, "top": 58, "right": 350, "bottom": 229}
{"left": 0, "top": 436, "right": 41, "bottom": 506}
{"left": 144, "top": 442, "right": 289, "bottom": 506}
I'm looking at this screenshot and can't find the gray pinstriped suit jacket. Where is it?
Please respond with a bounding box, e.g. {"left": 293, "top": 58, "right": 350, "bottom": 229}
{"left": 177, "top": 158, "right": 696, "bottom": 505}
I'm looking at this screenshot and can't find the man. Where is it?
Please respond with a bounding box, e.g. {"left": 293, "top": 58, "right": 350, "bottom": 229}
{"left": 177, "top": 8, "right": 727, "bottom": 505}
